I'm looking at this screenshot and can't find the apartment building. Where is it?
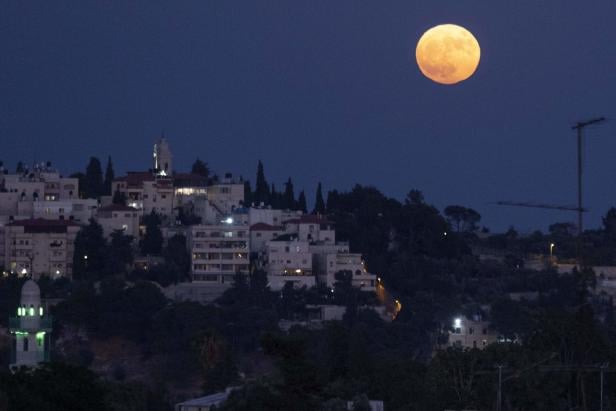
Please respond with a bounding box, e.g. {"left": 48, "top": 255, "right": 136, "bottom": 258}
{"left": 188, "top": 224, "right": 250, "bottom": 286}
{"left": 265, "top": 237, "right": 315, "bottom": 290}
{"left": 448, "top": 314, "right": 499, "bottom": 349}
{"left": 95, "top": 204, "right": 140, "bottom": 239}
{"left": 17, "top": 199, "right": 98, "bottom": 224}
{"left": 0, "top": 165, "right": 80, "bottom": 219}
{"left": 249, "top": 222, "right": 285, "bottom": 255}
{"left": 112, "top": 172, "right": 175, "bottom": 217}
{"left": 283, "top": 214, "right": 336, "bottom": 244}
{"left": 4, "top": 218, "right": 79, "bottom": 279}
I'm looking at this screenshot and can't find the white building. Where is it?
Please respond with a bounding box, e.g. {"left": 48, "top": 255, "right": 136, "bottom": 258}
{"left": 248, "top": 207, "right": 300, "bottom": 227}
{"left": 173, "top": 173, "right": 208, "bottom": 209}
{"left": 4, "top": 218, "right": 79, "bottom": 279}
{"left": 18, "top": 199, "right": 98, "bottom": 224}
{"left": 95, "top": 204, "right": 140, "bottom": 239}
{"left": 249, "top": 222, "right": 285, "bottom": 255}
{"left": 206, "top": 175, "right": 245, "bottom": 215}
{"left": 282, "top": 214, "right": 336, "bottom": 244}
{"left": 448, "top": 314, "right": 499, "bottom": 350}
{"left": 9, "top": 280, "right": 52, "bottom": 370}
{"left": 188, "top": 223, "right": 250, "bottom": 287}
{"left": 0, "top": 165, "right": 80, "bottom": 219}
{"left": 112, "top": 172, "right": 175, "bottom": 217}
{"left": 314, "top": 251, "right": 377, "bottom": 291}
{"left": 265, "top": 237, "right": 315, "bottom": 290}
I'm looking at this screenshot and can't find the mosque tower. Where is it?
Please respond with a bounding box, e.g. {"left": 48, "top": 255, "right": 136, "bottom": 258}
{"left": 153, "top": 136, "right": 173, "bottom": 176}
{"left": 9, "top": 280, "right": 51, "bottom": 369}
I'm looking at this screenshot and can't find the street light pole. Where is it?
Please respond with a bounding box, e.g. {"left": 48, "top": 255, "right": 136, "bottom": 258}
{"left": 496, "top": 365, "right": 503, "bottom": 411}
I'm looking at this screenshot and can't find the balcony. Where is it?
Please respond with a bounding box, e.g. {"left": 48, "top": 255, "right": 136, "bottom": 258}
{"left": 9, "top": 316, "right": 53, "bottom": 332}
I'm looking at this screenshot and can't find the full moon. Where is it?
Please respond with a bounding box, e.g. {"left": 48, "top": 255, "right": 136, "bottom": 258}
{"left": 415, "top": 24, "right": 480, "bottom": 85}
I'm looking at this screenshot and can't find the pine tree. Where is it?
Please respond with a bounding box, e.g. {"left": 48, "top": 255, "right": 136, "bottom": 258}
{"left": 283, "top": 177, "right": 295, "bottom": 210}
{"left": 313, "top": 182, "right": 325, "bottom": 214}
{"left": 73, "top": 219, "right": 108, "bottom": 281}
{"left": 84, "top": 157, "right": 104, "bottom": 199}
{"left": 140, "top": 211, "right": 163, "bottom": 255}
{"left": 104, "top": 156, "right": 115, "bottom": 196}
{"left": 297, "top": 190, "right": 307, "bottom": 213}
{"left": 191, "top": 158, "right": 210, "bottom": 179}
{"left": 326, "top": 189, "right": 339, "bottom": 213}
{"left": 254, "top": 161, "right": 270, "bottom": 205}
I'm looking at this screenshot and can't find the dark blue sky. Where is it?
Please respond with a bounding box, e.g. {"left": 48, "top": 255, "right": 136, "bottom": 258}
{"left": 3, "top": 1, "right": 616, "bottom": 232}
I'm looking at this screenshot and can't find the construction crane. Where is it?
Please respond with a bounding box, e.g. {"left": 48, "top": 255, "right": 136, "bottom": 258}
{"left": 495, "top": 117, "right": 606, "bottom": 264}
{"left": 494, "top": 201, "right": 587, "bottom": 213}
{"left": 572, "top": 117, "right": 606, "bottom": 235}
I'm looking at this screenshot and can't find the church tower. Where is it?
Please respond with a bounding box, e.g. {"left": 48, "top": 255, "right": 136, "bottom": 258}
{"left": 153, "top": 136, "right": 173, "bottom": 176}
{"left": 9, "top": 280, "right": 51, "bottom": 370}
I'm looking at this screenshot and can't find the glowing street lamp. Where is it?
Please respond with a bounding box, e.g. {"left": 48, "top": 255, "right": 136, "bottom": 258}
{"left": 549, "top": 243, "right": 555, "bottom": 257}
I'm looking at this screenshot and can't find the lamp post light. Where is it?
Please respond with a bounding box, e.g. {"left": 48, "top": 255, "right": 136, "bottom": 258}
{"left": 549, "top": 243, "right": 555, "bottom": 257}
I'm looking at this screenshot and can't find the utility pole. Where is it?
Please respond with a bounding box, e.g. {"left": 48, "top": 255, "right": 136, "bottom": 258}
{"left": 600, "top": 362, "right": 608, "bottom": 411}
{"left": 571, "top": 117, "right": 605, "bottom": 264}
{"left": 496, "top": 364, "right": 503, "bottom": 411}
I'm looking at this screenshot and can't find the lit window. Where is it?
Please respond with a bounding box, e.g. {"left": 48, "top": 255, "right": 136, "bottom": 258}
{"left": 29, "top": 306, "right": 34, "bottom": 316}
{"left": 39, "top": 307, "right": 44, "bottom": 316}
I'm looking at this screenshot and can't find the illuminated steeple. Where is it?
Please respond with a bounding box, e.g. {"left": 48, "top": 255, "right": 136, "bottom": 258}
{"left": 153, "top": 135, "right": 173, "bottom": 176}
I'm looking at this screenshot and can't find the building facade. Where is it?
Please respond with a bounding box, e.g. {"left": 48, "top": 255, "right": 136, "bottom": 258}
{"left": 4, "top": 219, "right": 79, "bottom": 279}
{"left": 188, "top": 224, "right": 250, "bottom": 286}
{"left": 265, "top": 237, "right": 315, "bottom": 290}
{"left": 448, "top": 314, "right": 499, "bottom": 349}
{"left": 95, "top": 204, "right": 140, "bottom": 239}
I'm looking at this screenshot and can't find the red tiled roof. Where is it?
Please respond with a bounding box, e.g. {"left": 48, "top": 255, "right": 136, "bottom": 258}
{"left": 250, "top": 223, "right": 284, "bottom": 231}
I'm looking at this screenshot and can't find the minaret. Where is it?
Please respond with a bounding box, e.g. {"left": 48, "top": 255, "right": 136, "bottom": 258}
{"left": 9, "top": 280, "right": 51, "bottom": 369}
{"left": 153, "top": 136, "right": 173, "bottom": 176}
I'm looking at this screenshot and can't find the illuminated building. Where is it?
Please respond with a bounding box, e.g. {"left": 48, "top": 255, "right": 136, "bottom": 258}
{"left": 4, "top": 218, "right": 79, "bottom": 279}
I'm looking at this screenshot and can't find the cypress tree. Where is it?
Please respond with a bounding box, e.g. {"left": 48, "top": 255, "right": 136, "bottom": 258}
{"left": 254, "top": 161, "right": 270, "bottom": 205}
{"left": 283, "top": 177, "right": 295, "bottom": 210}
{"left": 104, "top": 156, "right": 115, "bottom": 196}
{"left": 84, "top": 157, "right": 104, "bottom": 199}
{"left": 297, "top": 190, "right": 307, "bottom": 213}
{"left": 314, "top": 182, "right": 325, "bottom": 214}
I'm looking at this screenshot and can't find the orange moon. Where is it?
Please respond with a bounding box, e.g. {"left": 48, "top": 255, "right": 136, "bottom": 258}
{"left": 415, "top": 24, "right": 480, "bottom": 85}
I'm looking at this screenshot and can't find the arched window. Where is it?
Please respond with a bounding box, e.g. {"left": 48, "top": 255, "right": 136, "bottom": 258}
{"left": 23, "top": 337, "right": 29, "bottom": 352}
{"left": 39, "top": 306, "right": 44, "bottom": 316}
{"left": 29, "top": 305, "right": 34, "bottom": 316}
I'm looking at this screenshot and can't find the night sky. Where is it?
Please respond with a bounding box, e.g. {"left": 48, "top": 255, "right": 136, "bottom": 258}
{"left": 3, "top": 1, "right": 616, "bottom": 232}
